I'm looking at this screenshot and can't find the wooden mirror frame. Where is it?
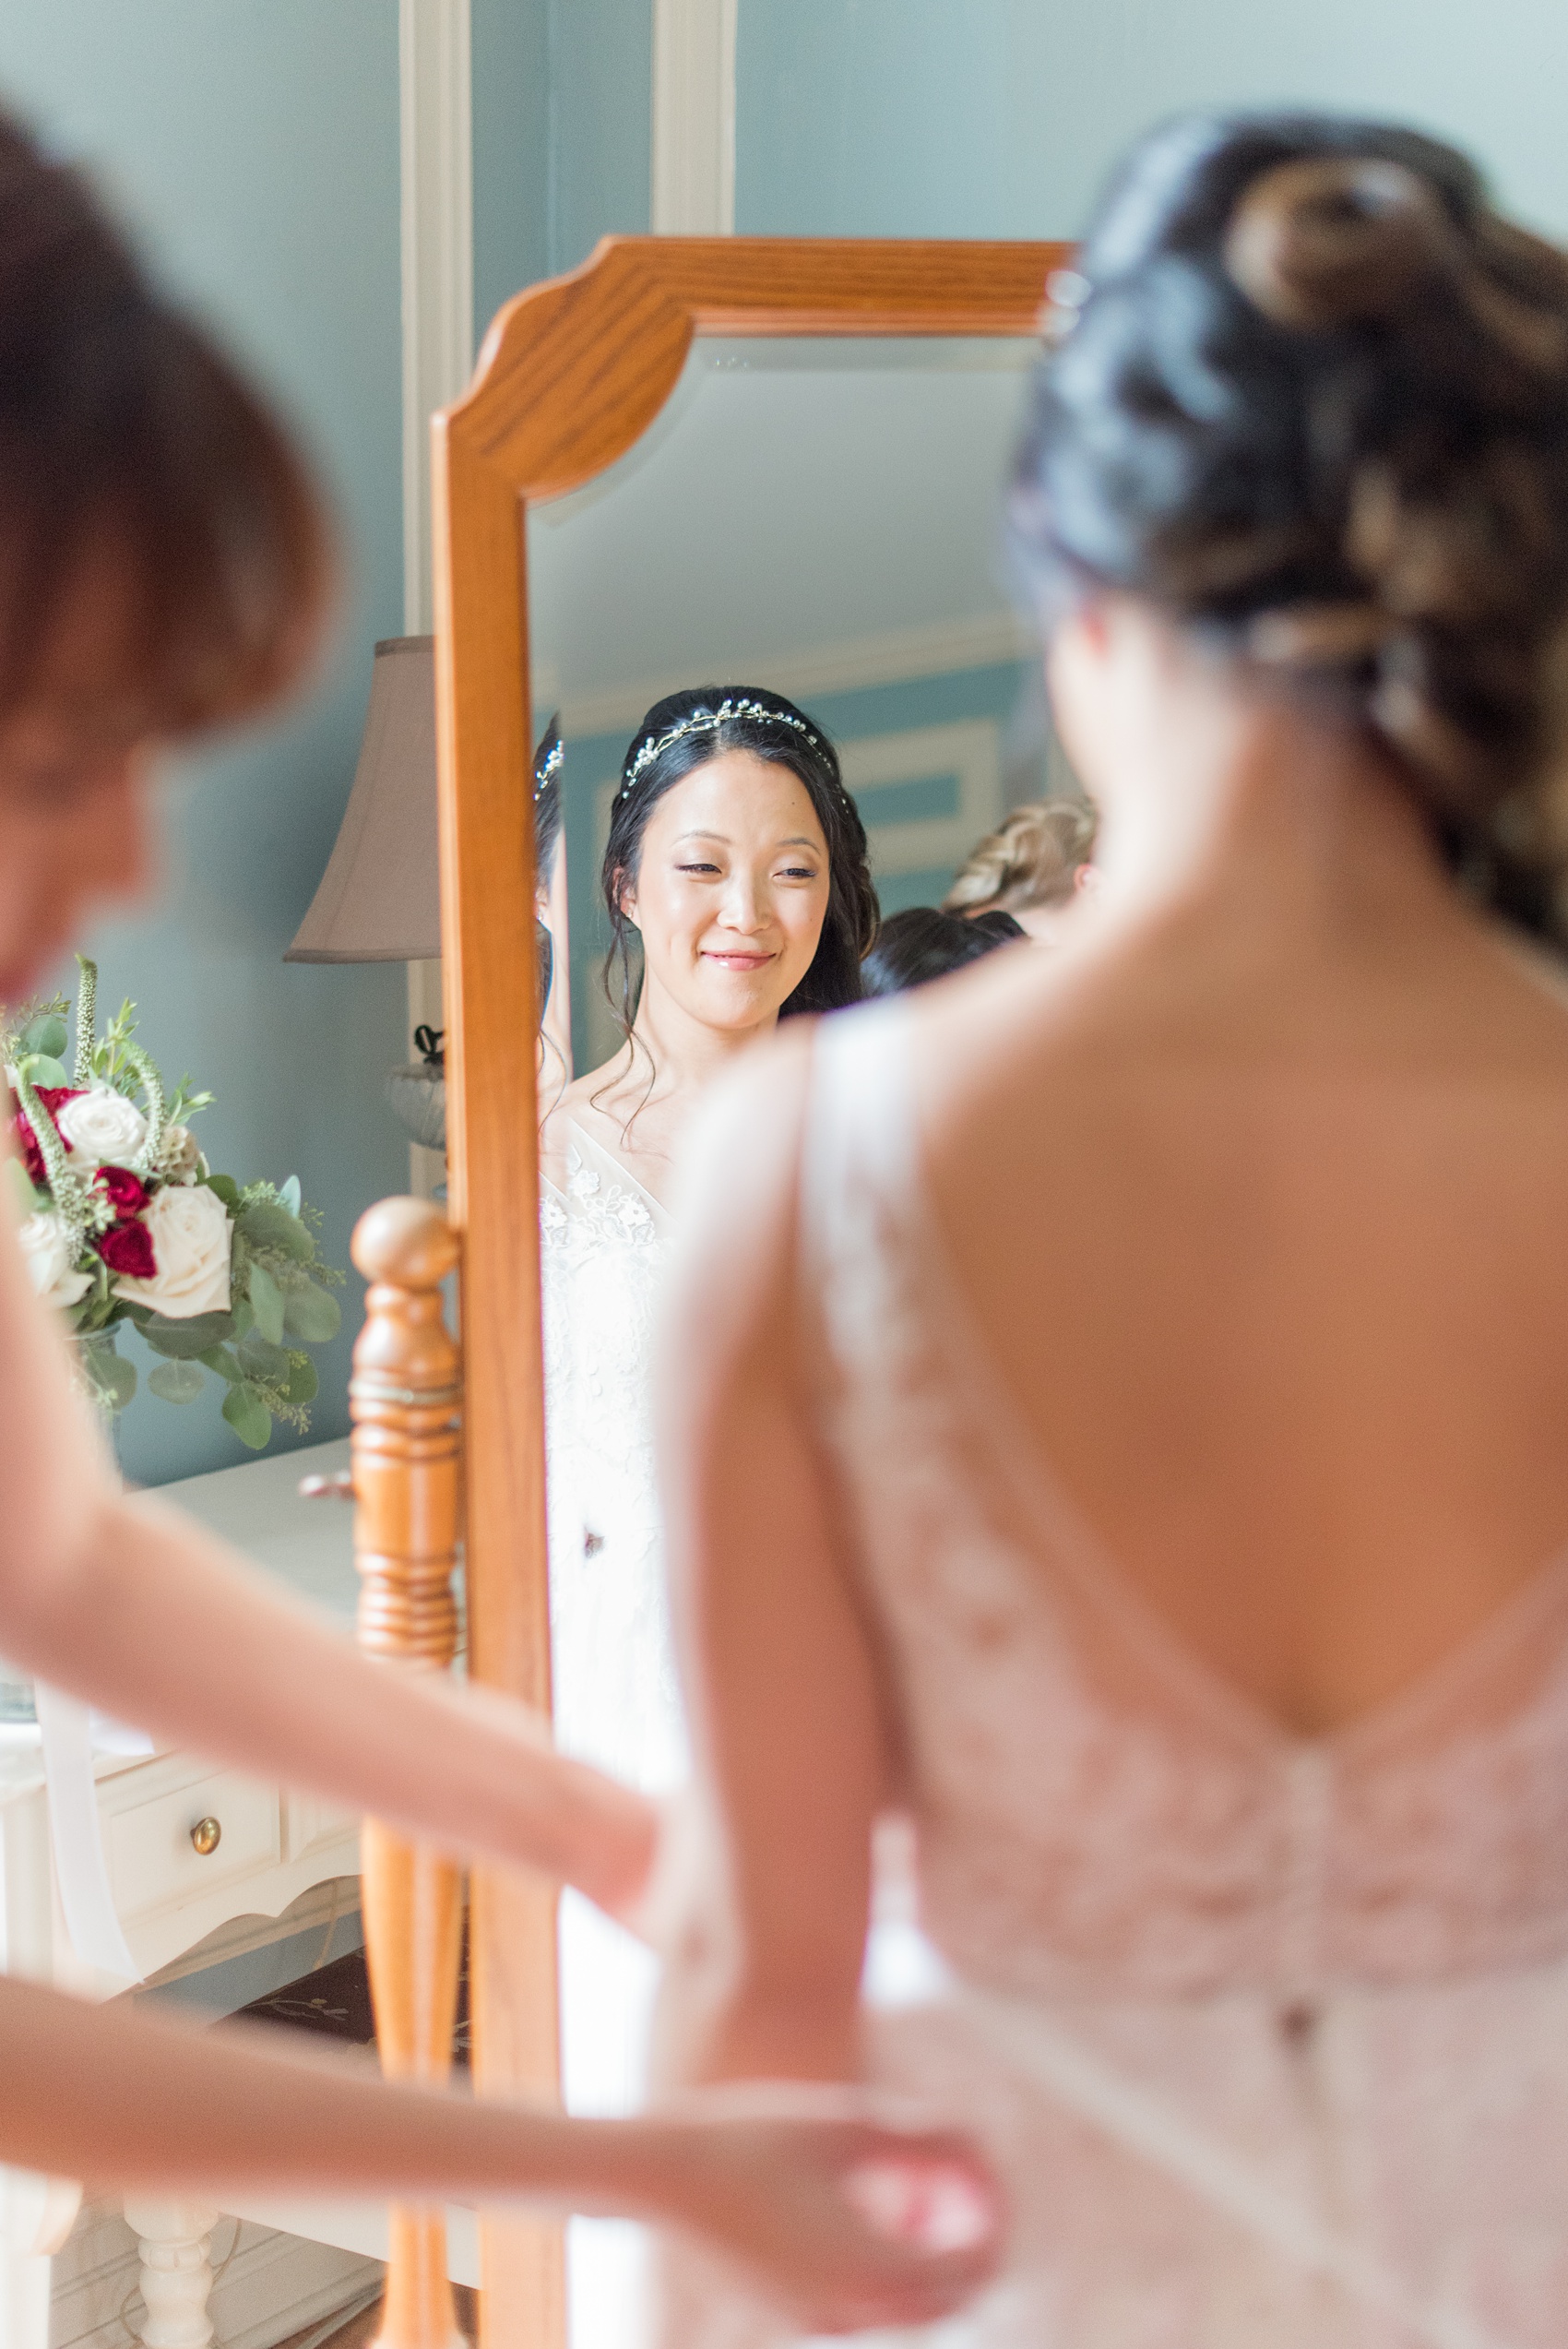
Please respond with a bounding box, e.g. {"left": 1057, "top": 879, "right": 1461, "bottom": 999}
{"left": 417, "top": 233, "right": 1066, "bottom": 2348}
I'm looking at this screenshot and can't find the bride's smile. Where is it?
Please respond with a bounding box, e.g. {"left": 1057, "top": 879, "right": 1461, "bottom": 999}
{"left": 621, "top": 746, "right": 832, "bottom": 1033}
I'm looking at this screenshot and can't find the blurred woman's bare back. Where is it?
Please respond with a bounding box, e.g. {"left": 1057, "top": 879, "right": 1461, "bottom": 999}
{"left": 916, "top": 626, "right": 1568, "bottom": 1741}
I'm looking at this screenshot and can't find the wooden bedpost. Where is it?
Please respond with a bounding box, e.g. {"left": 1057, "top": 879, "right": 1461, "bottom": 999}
{"left": 350, "top": 1198, "right": 466, "bottom": 2349}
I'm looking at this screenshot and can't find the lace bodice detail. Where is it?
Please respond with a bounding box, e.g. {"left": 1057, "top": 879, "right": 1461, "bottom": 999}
{"left": 540, "top": 1123, "right": 685, "bottom": 1795}
{"left": 543, "top": 1124, "right": 687, "bottom": 2347}
{"left": 662, "top": 1008, "right": 1568, "bottom": 2349}
{"left": 803, "top": 1002, "right": 1568, "bottom": 2003}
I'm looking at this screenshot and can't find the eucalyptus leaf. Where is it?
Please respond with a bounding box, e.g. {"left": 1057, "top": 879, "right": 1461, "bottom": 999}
{"left": 285, "top": 1353, "right": 319, "bottom": 1407}
{"left": 78, "top": 1339, "right": 137, "bottom": 1412}
{"left": 231, "top": 1294, "right": 255, "bottom": 1340}
{"left": 278, "top": 1175, "right": 302, "bottom": 1216}
{"left": 204, "top": 1174, "right": 241, "bottom": 1209}
{"left": 148, "top": 1358, "right": 206, "bottom": 1405}
{"left": 237, "top": 1330, "right": 291, "bottom": 1384}
{"left": 240, "top": 1200, "right": 313, "bottom": 1260}
{"left": 248, "top": 1261, "right": 285, "bottom": 1346}
{"left": 20, "top": 1013, "right": 67, "bottom": 1059}
{"left": 222, "top": 1382, "right": 273, "bottom": 1450}
{"left": 197, "top": 1344, "right": 245, "bottom": 1385}
{"left": 142, "top": 1310, "right": 236, "bottom": 1360}
{"left": 88, "top": 1258, "right": 113, "bottom": 1312}
{"left": 20, "top": 1053, "right": 69, "bottom": 1089}
{"left": 282, "top": 1282, "right": 340, "bottom": 1343}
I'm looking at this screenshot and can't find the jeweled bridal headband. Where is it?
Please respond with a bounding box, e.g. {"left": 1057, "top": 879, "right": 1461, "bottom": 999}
{"left": 533, "top": 735, "right": 564, "bottom": 799}
{"left": 620, "top": 697, "right": 829, "bottom": 799}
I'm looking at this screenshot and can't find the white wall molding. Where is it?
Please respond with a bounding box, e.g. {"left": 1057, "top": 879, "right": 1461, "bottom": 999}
{"left": 399, "top": 0, "right": 472, "bottom": 1178}
{"left": 840, "top": 718, "right": 1004, "bottom": 878}
{"left": 651, "top": 0, "right": 737, "bottom": 233}
{"left": 399, "top": 0, "right": 473, "bottom": 637}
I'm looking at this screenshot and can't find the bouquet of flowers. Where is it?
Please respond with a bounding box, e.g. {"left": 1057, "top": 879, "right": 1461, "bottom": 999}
{"left": 3, "top": 958, "right": 342, "bottom": 1450}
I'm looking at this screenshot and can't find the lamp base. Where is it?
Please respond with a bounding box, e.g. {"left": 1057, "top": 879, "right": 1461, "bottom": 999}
{"left": 386, "top": 1065, "right": 445, "bottom": 1153}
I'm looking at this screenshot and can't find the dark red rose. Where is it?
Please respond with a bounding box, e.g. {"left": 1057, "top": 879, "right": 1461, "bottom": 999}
{"left": 9, "top": 1085, "right": 84, "bottom": 1188}
{"left": 11, "top": 1114, "right": 45, "bottom": 1186}
{"left": 32, "top": 1085, "right": 84, "bottom": 1119}
{"left": 94, "top": 1164, "right": 149, "bottom": 1221}
{"left": 96, "top": 1218, "right": 157, "bottom": 1280}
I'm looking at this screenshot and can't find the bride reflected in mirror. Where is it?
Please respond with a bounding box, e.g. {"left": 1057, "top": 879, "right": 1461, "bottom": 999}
{"left": 538, "top": 685, "right": 876, "bottom": 2343}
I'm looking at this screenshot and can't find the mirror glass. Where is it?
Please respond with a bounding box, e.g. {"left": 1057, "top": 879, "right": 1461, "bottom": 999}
{"left": 526, "top": 335, "right": 1067, "bottom": 1073}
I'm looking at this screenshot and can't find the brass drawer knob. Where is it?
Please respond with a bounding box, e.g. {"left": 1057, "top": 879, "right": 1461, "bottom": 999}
{"left": 189, "top": 1816, "right": 221, "bottom": 1857}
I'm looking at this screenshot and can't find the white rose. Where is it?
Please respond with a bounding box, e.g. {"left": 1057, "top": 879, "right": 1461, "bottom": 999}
{"left": 54, "top": 1085, "right": 148, "bottom": 1168}
{"left": 113, "top": 1182, "right": 233, "bottom": 1318}
{"left": 17, "top": 1210, "right": 93, "bottom": 1308}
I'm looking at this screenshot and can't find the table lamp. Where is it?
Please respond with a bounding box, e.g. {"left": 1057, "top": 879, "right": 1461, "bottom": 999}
{"left": 287, "top": 636, "right": 552, "bottom": 1153}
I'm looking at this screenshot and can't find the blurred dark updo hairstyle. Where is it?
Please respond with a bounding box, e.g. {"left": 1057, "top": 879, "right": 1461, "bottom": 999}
{"left": 861, "top": 905, "right": 1025, "bottom": 998}
{"left": 1011, "top": 110, "right": 1568, "bottom": 948}
{"left": 601, "top": 685, "right": 878, "bottom": 1039}
{"left": 0, "top": 111, "right": 330, "bottom": 729}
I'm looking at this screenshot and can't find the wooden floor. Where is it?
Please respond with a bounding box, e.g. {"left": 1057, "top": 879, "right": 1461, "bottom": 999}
{"left": 230, "top": 1937, "right": 477, "bottom": 2349}
{"left": 276, "top": 2283, "right": 479, "bottom": 2349}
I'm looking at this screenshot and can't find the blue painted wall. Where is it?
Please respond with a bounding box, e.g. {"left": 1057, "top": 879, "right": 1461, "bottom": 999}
{"left": 0, "top": 3, "right": 409, "bottom": 1485}
{"left": 736, "top": 0, "right": 1568, "bottom": 241}
{"left": 474, "top": 0, "right": 551, "bottom": 339}
{"left": 472, "top": 0, "right": 649, "bottom": 345}
{"left": 549, "top": 0, "right": 651, "bottom": 274}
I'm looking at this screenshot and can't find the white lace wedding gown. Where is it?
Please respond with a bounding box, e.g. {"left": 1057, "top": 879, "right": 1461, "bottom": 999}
{"left": 667, "top": 997, "right": 1568, "bottom": 2349}
{"left": 541, "top": 1125, "right": 687, "bottom": 2349}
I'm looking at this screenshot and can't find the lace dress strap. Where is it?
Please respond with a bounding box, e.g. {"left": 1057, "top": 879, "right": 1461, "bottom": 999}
{"left": 800, "top": 998, "right": 919, "bottom": 1307}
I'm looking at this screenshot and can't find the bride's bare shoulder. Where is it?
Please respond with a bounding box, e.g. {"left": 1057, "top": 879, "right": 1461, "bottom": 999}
{"left": 538, "top": 1055, "right": 632, "bottom": 1188}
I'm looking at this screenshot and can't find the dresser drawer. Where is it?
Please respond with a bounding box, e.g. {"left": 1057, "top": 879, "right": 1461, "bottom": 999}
{"left": 284, "top": 1790, "right": 360, "bottom": 1868}
{"left": 105, "top": 1766, "right": 282, "bottom": 1925}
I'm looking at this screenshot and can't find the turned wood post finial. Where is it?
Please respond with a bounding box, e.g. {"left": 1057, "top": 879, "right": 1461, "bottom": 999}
{"left": 350, "top": 1196, "right": 462, "bottom": 1671}
{"left": 352, "top": 1195, "right": 459, "bottom": 1293}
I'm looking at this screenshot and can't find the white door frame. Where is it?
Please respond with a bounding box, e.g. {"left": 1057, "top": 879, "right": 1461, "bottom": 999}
{"left": 399, "top": 0, "right": 473, "bottom": 1180}
{"left": 652, "top": 0, "right": 738, "bottom": 234}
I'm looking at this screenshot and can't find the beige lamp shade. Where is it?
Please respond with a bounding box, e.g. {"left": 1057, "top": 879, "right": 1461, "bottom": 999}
{"left": 286, "top": 635, "right": 440, "bottom": 962}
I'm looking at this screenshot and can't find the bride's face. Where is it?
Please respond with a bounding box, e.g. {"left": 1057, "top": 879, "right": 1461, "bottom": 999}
{"left": 620, "top": 748, "right": 831, "bottom": 1033}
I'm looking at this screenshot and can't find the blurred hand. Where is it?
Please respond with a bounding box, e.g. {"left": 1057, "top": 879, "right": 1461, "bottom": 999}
{"left": 664, "top": 2084, "right": 1004, "bottom": 2334}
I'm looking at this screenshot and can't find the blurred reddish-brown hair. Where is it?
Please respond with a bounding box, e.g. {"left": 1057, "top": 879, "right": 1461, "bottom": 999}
{"left": 0, "top": 110, "right": 332, "bottom": 731}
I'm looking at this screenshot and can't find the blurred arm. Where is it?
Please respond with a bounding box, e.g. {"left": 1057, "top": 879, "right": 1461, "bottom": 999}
{"left": 653, "top": 1041, "right": 895, "bottom": 2089}
{"left": 0, "top": 1973, "right": 999, "bottom": 2334}
{"left": 0, "top": 1192, "right": 656, "bottom": 1923}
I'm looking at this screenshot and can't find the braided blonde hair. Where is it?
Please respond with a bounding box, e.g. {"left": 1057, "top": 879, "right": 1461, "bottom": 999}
{"left": 943, "top": 799, "right": 1097, "bottom": 917}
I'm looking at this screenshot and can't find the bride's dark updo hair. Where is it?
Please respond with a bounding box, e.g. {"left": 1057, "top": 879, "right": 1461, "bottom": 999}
{"left": 1011, "top": 111, "right": 1568, "bottom": 945}
{"left": 600, "top": 685, "right": 878, "bottom": 1036}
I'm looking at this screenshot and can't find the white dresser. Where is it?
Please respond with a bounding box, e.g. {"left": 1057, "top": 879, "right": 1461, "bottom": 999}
{"left": 0, "top": 1436, "right": 386, "bottom": 2349}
